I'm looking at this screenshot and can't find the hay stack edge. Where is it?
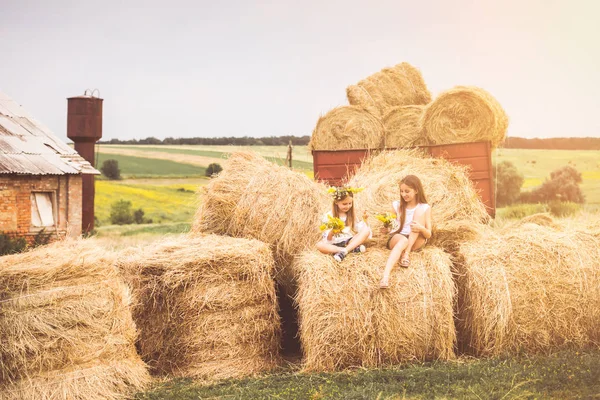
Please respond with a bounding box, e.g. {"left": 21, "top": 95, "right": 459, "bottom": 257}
{"left": 117, "top": 234, "right": 281, "bottom": 382}
{"left": 293, "top": 247, "right": 456, "bottom": 372}
{"left": 0, "top": 239, "right": 150, "bottom": 400}
{"left": 192, "top": 151, "right": 330, "bottom": 287}
{"left": 455, "top": 223, "right": 600, "bottom": 356}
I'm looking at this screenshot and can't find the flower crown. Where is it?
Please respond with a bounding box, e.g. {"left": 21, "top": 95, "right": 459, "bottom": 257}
{"left": 327, "top": 186, "right": 364, "bottom": 201}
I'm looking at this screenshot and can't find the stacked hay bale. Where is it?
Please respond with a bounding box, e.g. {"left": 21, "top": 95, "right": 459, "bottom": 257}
{"left": 0, "top": 239, "right": 149, "bottom": 400}
{"left": 312, "top": 62, "right": 508, "bottom": 150}
{"left": 382, "top": 105, "right": 427, "bottom": 148}
{"left": 422, "top": 86, "right": 509, "bottom": 148}
{"left": 117, "top": 234, "right": 281, "bottom": 381}
{"left": 346, "top": 62, "right": 432, "bottom": 116}
{"left": 293, "top": 247, "right": 455, "bottom": 371}
{"left": 311, "top": 62, "right": 430, "bottom": 151}
{"left": 309, "top": 106, "right": 384, "bottom": 150}
{"left": 348, "top": 149, "right": 490, "bottom": 250}
{"left": 192, "top": 151, "right": 330, "bottom": 285}
{"left": 455, "top": 224, "right": 600, "bottom": 356}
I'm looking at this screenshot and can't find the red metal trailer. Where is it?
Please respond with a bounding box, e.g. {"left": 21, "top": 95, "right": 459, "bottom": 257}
{"left": 312, "top": 141, "right": 495, "bottom": 217}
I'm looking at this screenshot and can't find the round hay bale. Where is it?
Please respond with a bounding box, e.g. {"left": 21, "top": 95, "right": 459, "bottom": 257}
{"left": 348, "top": 150, "right": 490, "bottom": 251}
{"left": 293, "top": 247, "right": 456, "bottom": 371}
{"left": 116, "top": 234, "right": 281, "bottom": 381}
{"left": 455, "top": 224, "right": 600, "bottom": 356}
{"left": 382, "top": 105, "right": 428, "bottom": 148}
{"left": 0, "top": 239, "right": 149, "bottom": 399}
{"left": 346, "top": 62, "right": 431, "bottom": 116}
{"left": 308, "top": 106, "right": 384, "bottom": 151}
{"left": 192, "top": 152, "right": 330, "bottom": 284}
{"left": 422, "top": 86, "right": 509, "bottom": 148}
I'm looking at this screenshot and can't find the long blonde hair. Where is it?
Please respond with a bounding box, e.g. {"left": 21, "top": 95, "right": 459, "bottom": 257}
{"left": 398, "top": 175, "right": 428, "bottom": 232}
{"left": 332, "top": 193, "right": 356, "bottom": 232}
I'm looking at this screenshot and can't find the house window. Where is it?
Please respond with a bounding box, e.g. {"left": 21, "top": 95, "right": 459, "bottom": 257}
{"left": 31, "top": 192, "right": 56, "bottom": 227}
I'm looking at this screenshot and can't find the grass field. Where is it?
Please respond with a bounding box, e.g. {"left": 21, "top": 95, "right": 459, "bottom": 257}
{"left": 493, "top": 148, "right": 600, "bottom": 207}
{"left": 95, "top": 179, "right": 202, "bottom": 225}
{"left": 136, "top": 349, "right": 600, "bottom": 399}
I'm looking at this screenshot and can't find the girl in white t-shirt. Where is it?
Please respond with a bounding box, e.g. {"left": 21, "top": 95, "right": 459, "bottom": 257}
{"left": 379, "top": 175, "right": 432, "bottom": 289}
{"left": 316, "top": 186, "right": 371, "bottom": 262}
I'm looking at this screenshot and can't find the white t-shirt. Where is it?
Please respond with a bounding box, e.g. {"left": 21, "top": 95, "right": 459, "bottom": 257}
{"left": 391, "top": 201, "right": 430, "bottom": 236}
{"left": 320, "top": 211, "right": 371, "bottom": 244}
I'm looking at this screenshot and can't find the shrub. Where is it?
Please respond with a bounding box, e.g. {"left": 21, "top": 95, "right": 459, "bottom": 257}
{"left": 100, "top": 159, "right": 121, "bottom": 180}
{"left": 0, "top": 233, "right": 27, "bottom": 256}
{"left": 134, "top": 208, "right": 153, "bottom": 224}
{"left": 205, "top": 163, "right": 223, "bottom": 177}
{"left": 547, "top": 200, "right": 581, "bottom": 217}
{"left": 523, "top": 165, "right": 585, "bottom": 204}
{"left": 110, "top": 200, "right": 134, "bottom": 225}
{"left": 494, "top": 161, "right": 524, "bottom": 207}
{"left": 499, "top": 203, "right": 548, "bottom": 220}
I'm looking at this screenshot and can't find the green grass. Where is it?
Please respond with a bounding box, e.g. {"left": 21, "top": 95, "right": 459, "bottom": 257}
{"left": 96, "top": 153, "right": 206, "bottom": 178}
{"left": 136, "top": 350, "right": 600, "bottom": 400}
{"left": 95, "top": 180, "right": 202, "bottom": 225}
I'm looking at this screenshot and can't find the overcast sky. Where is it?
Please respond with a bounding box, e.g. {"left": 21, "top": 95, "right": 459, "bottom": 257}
{"left": 1, "top": 0, "right": 599, "bottom": 142}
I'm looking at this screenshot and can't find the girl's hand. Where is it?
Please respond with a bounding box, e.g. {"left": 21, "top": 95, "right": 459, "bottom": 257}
{"left": 410, "top": 221, "right": 424, "bottom": 233}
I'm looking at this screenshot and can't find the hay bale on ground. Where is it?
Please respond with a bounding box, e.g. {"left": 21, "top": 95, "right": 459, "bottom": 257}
{"left": 382, "top": 105, "right": 428, "bottom": 148}
{"left": 348, "top": 150, "right": 490, "bottom": 250}
{"left": 455, "top": 224, "right": 600, "bottom": 356}
{"left": 192, "top": 152, "right": 329, "bottom": 284}
{"left": 422, "top": 86, "right": 508, "bottom": 148}
{"left": 308, "top": 106, "right": 384, "bottom": 151}
{"left": 0, "top": 239, "right": 149, "bottom": 400}
{"left": 117, "top": 234, "right": 281, "bottom": 381}
{"left": 293, "top": 247, "right": 455, "bottom": 371}
{"left": 346, "top": 62, "right": 431, "bottom": 116}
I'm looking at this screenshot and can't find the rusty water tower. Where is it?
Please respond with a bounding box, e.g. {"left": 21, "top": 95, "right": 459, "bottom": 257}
{"left": 67, "top": 90, "right": 103, "bottom": 234}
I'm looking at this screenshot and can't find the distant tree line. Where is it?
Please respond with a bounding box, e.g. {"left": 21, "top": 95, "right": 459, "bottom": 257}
{"left": 99, "top": 135, "right": 599, "bottom": 149}
{"left": 502, "top": 137, "right": 600, "bottom": 150}
{"left": 98, "top": 135, "right": 311, "bottom": 146}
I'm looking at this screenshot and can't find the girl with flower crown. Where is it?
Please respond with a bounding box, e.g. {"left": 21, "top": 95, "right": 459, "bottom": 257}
{"left": 379, "top": 175, "right": 432, "bottom": 289}
{"left": 316, "top": 186, "right": 372, "bottom": 262}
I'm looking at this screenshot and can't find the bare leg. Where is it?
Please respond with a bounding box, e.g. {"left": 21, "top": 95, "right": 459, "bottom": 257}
{"left": 380, "top": 234, "right": 408, "bottom": 288}
{"left": 316, "top": 241, "right": 344, "bottom": 255}
{"left": 401, "top": 210, "right": 427, "bottom": 266}
{"left": 344, "top": 225, "right": 370, "bottom": 253}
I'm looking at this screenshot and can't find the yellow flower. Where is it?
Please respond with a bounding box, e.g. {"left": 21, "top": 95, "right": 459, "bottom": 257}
{"left": 375, "top": 212, "right": 397, "bottom": 228}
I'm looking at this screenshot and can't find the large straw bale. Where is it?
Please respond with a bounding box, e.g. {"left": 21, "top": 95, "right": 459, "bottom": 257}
{"left": 0, "top": 239, "right": 149, "bottom": 400}
{"left": 308, "top": 106, "right": 384, "bottom": 150}
{"left": 293, "top": 247, "right": 456, "bottom": 371}
{"left": 346, "top": 62, "right": 431, "bottom": 116}
{"left": 192, "top": 152, "right": 329, "bottom": 283}
{"left": 383, "top": 105, "right": 428, "bottom": 148}
{"left": 455, "top": 224, "right": 600, "bottom": 356}
{"left": 0, "top": 360, "right": 150, "bottom": 400}
{"left": 348, "top": 150, "right": 490, "bottom": 250}
{"left": 422, "top": 86, "right": 508, "bottom": 148}
{"left": 117, "top": 234, "right": 281, "bottom": 381}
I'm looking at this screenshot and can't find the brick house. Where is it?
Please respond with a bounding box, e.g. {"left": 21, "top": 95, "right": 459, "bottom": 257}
{"left": 0, "top": 91, "right": 98, "bottom": 244}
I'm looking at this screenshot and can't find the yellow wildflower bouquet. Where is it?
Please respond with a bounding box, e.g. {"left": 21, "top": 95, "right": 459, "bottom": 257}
{"left": 375, "top": 212, "right": 398, "bottom": 229}
{"left": 319, "top": 215, "right": 346, "bottom": 234}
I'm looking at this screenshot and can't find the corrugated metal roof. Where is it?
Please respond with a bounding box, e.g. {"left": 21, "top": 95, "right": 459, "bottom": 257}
{"left": 0, "top": 91, "right": 99, "bottom": 175}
